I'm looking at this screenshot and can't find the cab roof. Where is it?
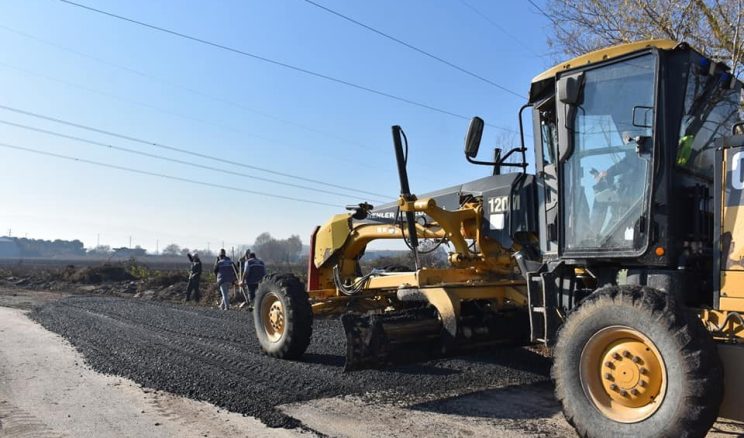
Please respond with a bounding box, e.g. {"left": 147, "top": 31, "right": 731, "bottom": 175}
{"left": 528, "top": 39, "right": 685, "bottom": 103}
{"left": 531, "top": 39, "right": 681, "bottom": 84}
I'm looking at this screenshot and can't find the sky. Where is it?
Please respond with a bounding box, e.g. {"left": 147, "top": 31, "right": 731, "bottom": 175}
{"left": 0, "top": 0, "right": 559, "bottom": 253}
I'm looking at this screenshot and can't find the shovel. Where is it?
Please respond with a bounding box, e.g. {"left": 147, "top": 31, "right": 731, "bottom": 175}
{"left": 231, "top": 263, "right": 250, "bottom": 308}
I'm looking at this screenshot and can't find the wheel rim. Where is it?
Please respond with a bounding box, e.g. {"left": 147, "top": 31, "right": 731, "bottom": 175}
{"left": 579, "top": 325, "right": 667, "bottom": 423}
{"left": 261, "top": 292, "right": 285, "bottom": 343}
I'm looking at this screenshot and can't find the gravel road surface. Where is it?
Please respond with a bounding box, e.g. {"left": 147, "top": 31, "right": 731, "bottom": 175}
{"left": 30, "top": 296, "right": 551, "bottom": 430}
{"left": 22, "top": 294, "right": 744, "bottom": 437}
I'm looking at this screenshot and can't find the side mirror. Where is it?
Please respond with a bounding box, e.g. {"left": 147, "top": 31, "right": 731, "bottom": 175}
{"left": 558, "top": 74, "right": 583, "bottom": 105}
{"left": 464, "top": 116, "right": 484, "bottom": 158}
{"left": 556, "top": 73, "right": 583, "bottom": 162}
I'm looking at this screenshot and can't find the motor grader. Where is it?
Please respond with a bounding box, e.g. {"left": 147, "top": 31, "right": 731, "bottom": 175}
{"left": 252, "top": 40, "right": 744, "bottom": 437}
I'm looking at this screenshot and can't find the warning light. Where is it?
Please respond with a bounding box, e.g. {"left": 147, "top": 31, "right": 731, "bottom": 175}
{"left": 655, "top": 247, "right": 665, "bottom": 257}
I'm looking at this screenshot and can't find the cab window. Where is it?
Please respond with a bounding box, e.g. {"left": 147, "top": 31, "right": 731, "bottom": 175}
{"left": 677, "top": 59, "right": 741, "bottom": 178}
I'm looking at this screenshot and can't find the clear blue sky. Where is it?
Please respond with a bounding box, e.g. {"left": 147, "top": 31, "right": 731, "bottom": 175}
{"left": 0, "top": 0, "right": 558, "bottom": 252}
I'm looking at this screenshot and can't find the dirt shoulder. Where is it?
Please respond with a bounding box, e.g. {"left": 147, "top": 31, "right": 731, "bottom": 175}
{"left": 0, "top": 306, "right": 302, "bottom": 438}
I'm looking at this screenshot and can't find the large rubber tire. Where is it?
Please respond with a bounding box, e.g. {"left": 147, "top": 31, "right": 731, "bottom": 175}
{"left": 552, "top": 285, "right": 722, "bottom": 438}
{"left": 253, "top": 273, "right": 313, "bottom": 360}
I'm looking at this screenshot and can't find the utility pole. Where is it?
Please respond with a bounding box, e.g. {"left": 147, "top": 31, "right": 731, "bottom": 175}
{"left": 156, "top": 240, "right": 159, "bottom": 255}
{"left": 7, "top": 228, "right": 10, "bottom": 237}
{"left": 129, "top": 236, "right": 132, "bottom": 248}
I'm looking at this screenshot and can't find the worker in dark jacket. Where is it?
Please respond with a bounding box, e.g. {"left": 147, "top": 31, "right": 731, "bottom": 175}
{"left": 186, "top": 253, "right": 202, "bottom": 302}
{"left": 213, "top": 249, "right": 236, "bottom": 310}
{"left": 243, "top": 252, "right": 266, "bottom": 306}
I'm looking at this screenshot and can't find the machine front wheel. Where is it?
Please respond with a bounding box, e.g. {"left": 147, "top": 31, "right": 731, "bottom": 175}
{"left": 253, "top": 274, "right": 313, "bottom": 359}
{"left": 552, "top": 285, "right": 722, "bottom": 438}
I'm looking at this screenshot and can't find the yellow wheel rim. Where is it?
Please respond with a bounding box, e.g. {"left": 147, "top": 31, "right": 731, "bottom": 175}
{"left": 261, "top": 292, "right": 285, "bottom": 343}
{"left": 579, "top": 325, "right": 666, "bottom": 423}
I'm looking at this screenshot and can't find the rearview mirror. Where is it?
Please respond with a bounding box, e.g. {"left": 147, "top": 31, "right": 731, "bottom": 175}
{"left": 464, "top": 116, "right": 484, "bottom": 158}
{"left": 632, "top": 106, "right": 654, "bottom": 129}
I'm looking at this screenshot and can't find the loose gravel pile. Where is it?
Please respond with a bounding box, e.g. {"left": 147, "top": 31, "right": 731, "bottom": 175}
{"left": 31, "top": 296, "right": 550, "bottom": 429}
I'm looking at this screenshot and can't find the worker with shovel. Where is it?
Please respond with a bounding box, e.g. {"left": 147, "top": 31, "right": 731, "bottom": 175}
{"left": 213, "top": 249, "right": 236, "bottom": 310}
{"left": 243, "top": 252, "right": 266, "bottom": 310}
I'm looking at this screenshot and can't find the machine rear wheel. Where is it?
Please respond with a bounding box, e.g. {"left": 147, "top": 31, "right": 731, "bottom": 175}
{"left": 253, "top": 274, "right": 313, "bottom": 359}
{"left": 552, "top": 285, "right": 722, "bottom": 438}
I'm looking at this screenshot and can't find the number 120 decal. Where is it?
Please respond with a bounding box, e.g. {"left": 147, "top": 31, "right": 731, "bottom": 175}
{"left": 488, "top": 195, "right": 518, "bottom": 213}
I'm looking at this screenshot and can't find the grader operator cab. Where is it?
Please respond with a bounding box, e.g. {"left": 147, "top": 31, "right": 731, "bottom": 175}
{"left": 252, "top": 40, "right": 744, "bottom": 436}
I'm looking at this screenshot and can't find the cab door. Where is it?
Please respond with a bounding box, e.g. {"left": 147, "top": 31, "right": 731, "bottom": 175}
{"left": 534, "top": 97, "right": 559, "bottom": 255}
{"left": 556, "top": 53, "right": 657, "bottom": 257}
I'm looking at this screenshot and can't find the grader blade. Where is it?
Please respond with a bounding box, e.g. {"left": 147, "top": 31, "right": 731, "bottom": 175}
{"left": 342, "top": 308, "right": 444, "bottom": 371}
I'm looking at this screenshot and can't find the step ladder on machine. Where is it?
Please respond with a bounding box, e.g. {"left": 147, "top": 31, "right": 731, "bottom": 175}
{"left": 527, "top": 269, "right": 560, "bottom": 345}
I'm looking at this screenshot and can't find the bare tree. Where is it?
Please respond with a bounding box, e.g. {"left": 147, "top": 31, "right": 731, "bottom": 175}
{"left": 544, "top": 0, "right": 744, "bottom": 76}
{"left": 162, "top": 243, "right": 181, "bottom": 256}
{"left": 252, "top": 232, "right": 304, "bottom": 264}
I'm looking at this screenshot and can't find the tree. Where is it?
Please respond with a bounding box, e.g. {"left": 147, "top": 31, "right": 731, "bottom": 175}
{"left": 545, "top": 0, "right": 744, "bottom": 76}
{"left": 252, "top": 232, "right": 304, "bottom": 264}
{"left": 162, "top": 243, "right": 181, "bottom": 256}
{"left": 285, "top": 235, "right": 303, "bottom": 262}
{"left": 254, "top": 232, "right": 273, "bottom": 248}
{"left": 88, "top": 245, "right": 111, "bottom": 255}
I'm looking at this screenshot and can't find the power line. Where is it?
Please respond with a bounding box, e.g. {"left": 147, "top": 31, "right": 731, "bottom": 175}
{"left": 0, "top": 141, "right": 340, "bottom": 208}
{"left": 0, "top": 23, "right": 375, "bottom": 152}
{"left": 525, "top": 0, "right": 569, "bottom": 33}
{"left": 302, "top": 0, "right": 524, "bottom": 99}
{"left": 0, "top": 60, "right": 397, "bottom": 175}
{"left": 0, "top": 104, "right": 388, "bottom": 198}
{"left": 0, "top": 119, "right": 387, "bottom": 203}
{"left": 455, "top": 0, "right": 541, "bottom": 57}
{"left": 59, "top": 0, "right": 511, "bottom": 129}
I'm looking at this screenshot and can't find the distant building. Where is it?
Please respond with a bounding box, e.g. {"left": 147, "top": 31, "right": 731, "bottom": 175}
{"left": 0, "top": 237, "right": 21, "bottom": 258}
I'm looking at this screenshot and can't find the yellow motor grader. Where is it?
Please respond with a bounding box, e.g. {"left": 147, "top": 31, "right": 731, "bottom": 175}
{"left": 253, "top": 40, "right": 744, "bottom": 437}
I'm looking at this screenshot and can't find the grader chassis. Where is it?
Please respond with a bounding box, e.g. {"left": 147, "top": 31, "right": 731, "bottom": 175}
{"left": 253, "top": 40, "right": 744, "bottom": 437}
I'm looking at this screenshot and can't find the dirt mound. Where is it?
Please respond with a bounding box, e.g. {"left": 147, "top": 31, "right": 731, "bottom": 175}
{"left": 62, "top": 264, "right": 135, "bottom": 284}
{"left": 142, "top": 271, "right": 189, "bottom": 288}
{"left": 1, "top": 263, "right": 249, "bottom": 308}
